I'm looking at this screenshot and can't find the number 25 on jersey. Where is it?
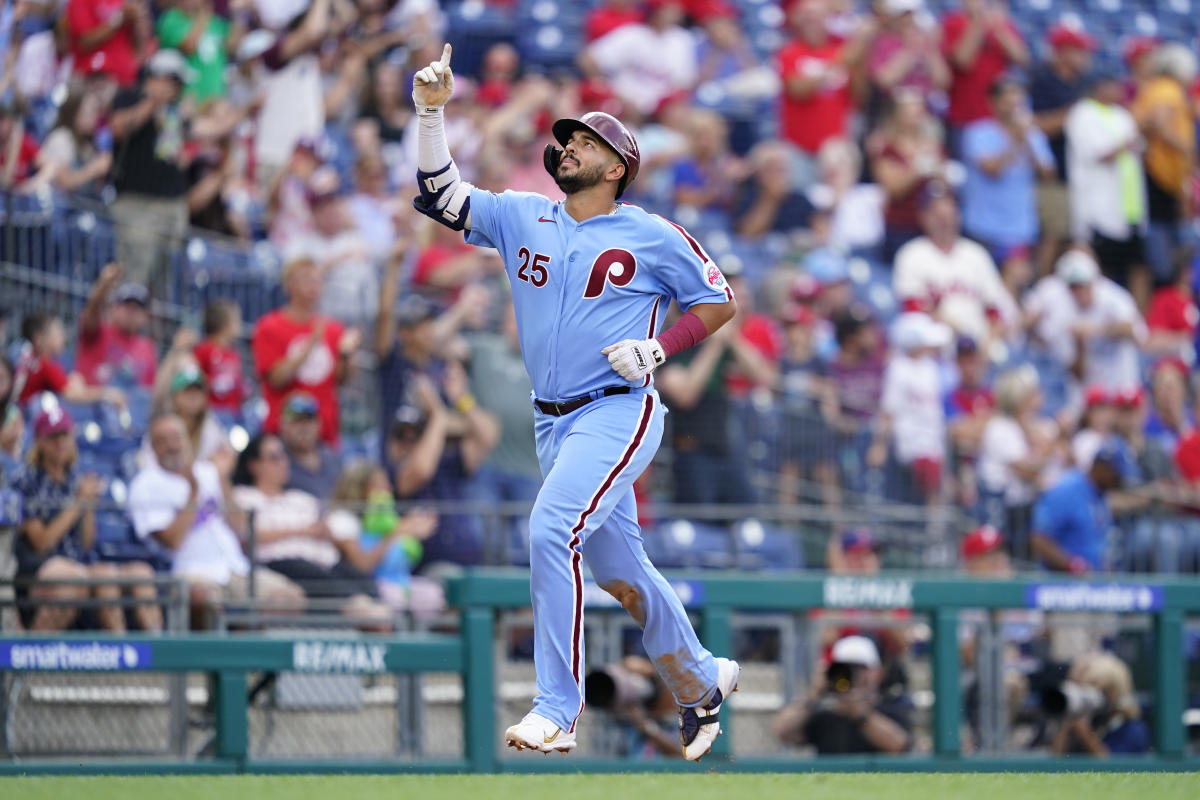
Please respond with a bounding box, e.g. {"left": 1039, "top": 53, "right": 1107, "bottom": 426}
{"left": 517, "top": 246, "right": 550, "bottom": 287}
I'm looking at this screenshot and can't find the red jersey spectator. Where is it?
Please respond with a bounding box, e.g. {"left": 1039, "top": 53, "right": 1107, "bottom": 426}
{"left": 586, "top": 0, "right": 645, "bottom": 42}
{"left": 0, "top": 102, "right": 40, "bottom": 188}
{"left": 778, "top": 0, "right": 851, "bottom": 156}
{"left": 66, "top": 0, "right": 149, "bottom": 87}
{"left": 866, "top": 0, "right": 951, "bottom": 110}
{"left": 16, "top": 312, "right": 125, "bottom": 409}
{"left": 194, "top": 300, "right": 246, "bottom": 414}
{"left": 252, "top": 256, "right": 361, "bottom": 445}
{"left": 1145, "top": 261, "right": 1198, "bottom": 362}
{"left": 76, "top": 264, "right": 158, "bottom": 389}
{"left": 942, "top": 0, "right": 1029, "bottom": 128}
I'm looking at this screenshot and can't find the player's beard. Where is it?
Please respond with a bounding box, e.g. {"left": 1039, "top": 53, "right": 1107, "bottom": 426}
{"left": 554, "top": 160, "right": 607, "bottom": 195}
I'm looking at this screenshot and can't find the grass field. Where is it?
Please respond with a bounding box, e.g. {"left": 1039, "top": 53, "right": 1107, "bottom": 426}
{"left": 4, "top": 774, "right": 1198, "bottom": 800}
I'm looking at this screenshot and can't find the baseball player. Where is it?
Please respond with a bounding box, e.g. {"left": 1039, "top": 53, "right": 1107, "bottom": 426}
{"left": 412, "top": 45, "right": 740, "bottom": 760}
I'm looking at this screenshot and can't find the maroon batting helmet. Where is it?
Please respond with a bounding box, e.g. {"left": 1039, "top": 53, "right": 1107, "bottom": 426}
{"left": 546, "top": 111, "right": 641, "bottom": 198}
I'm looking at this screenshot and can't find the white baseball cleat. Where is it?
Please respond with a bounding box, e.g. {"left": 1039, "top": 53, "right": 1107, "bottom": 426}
{"left": 678, "top": 657, "right": 740, "bottom": 762}
{"left": 504, "top": 711, "right": 577, "bottom": 755}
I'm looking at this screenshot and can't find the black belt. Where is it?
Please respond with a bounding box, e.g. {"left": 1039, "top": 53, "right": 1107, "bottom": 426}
{"left": 535, "top": 386, "right": 632, "bottom": 416}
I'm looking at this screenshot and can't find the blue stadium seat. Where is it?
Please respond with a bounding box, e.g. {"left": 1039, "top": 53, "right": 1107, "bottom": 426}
{"left": 732, "top": 518, "right": 804, "bottom": 570}
{"left": 643, "top": 519, "right": 735, "bottom": 569}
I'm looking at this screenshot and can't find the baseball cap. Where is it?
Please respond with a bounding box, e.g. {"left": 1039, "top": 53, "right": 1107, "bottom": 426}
{"left": 1084, "top": 385, "right": 1113, "bottom": 408}
{"left": 146, "top": 49, "right": 189, "bottom": 82}
{"left": 831, "top": 635, "right": 881, "bottom": 668}
{"left": 1123, "top": 36, "right": 1159, "bottom": 65}
{"left": 170, "top": 367, "right": 206, "bottom": 394}
{"left": 1056, "top": 250, "right": 1100, "bottom": 286}
{"left": 1048, "top": 24, "right": 1098, "bottom": 52}
{"left": 1091, "top": 439, "right": 1132, "bottom": 484}
{"left": 892, "top": 312, "right": 951, "bottom": 352}
{"left": 961, "top": 525, "right": 1004, "bottom": 559}
{"left": 839, "top": 528, "right": 877, "bottom": 555}
{"left": 1115, "top": 387, "right": 1145, "bottom": 408}
{"left": 394, "top": 295, "right": 438, "bottom": 327}
{"left": 282, "top": 391, "right": 319, "bottom": 419}
{"left": 956, "top": 335, "right": 979, "bottom": 356}
{"left": 34, "top": 406, "right": 73, "bottom": 438}
{"left": 237, "top": 29, "right": 276, "bottom": 63}
{"left": 113, "top": 283, "right": 150, "bottom": 307}
{"left": 782, "top": 304, "right": 817, "bottom": 327}
{"left": 790, "top": 273, "right": 822, "bottom": 302}
{"left": 306, "top": 166, "right": 342, "bottom": 205}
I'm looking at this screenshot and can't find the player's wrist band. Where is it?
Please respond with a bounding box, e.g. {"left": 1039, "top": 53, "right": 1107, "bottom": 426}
{"left": 656, "top": 310, "right": 709, "bottom": 357}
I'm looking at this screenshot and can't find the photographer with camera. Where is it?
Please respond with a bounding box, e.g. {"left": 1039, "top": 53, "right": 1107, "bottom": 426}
{"left": 584, "top": 656, "right": 684, "bottom": 758}
{"left": 774, "top": 635, "right": 912, "bottom": 755}
{"left": 1046, "top": 652, "right": 1149, "bottom": 757}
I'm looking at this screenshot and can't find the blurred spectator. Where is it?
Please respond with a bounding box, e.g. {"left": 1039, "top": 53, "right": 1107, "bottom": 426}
{"left": 1031, "top": 443, "right": 1125, "bottom": 573}
{"left": 476, "top": 42, "right": 520, "bottom": 108}
{"left": 465, "top": 303, "right": 541, "bottom": 564}
{"left": 893, "top": 182, "right": 1015, "bottom": 343}
{"left": 16, "top": 406, "right": 161, "bottom": 632}
{"left": 130, "top": 412, "right": 302, "bottom": 628}
{"left": 826, "top": 312, "right": 886, "bottom": 491}
{"left": 252, "top": 255, "right": 361, "bottom": 445}
{"left": 0, "top": 99, "right": 41, "bottom": 189}
{"left": 774, "top": 635, "right": 912, "bottom": 754}
{"left": 232, "top": 434, "right": 388, "bottom": 627}
{"left": 1071, "top": 386, "right": 1117, "bottom": 469}
{"left": 672, "top": 109, "right": 744, "bottom": 213}
{"left": 1144, "top": 257, "right": 1197, "bottom": 362}
{"left": 326, "top": 460, "right": 444, "bottom": 615}
{"left": 15, "top": 311, "right": 126, "bottom": 409}
{"left": 580, "top": 0, "right": 698, "bottom": 116}
{"left": 293, "top": 166, "right": 379, "bottom": 326}
{"left": 383, "top": 372, "right": 499, "bottom": 571}
{"left": 778, "top": 0, "right": 852, "bottom": 166}
{"left": 941, "top": 0, "right": 1029, "bottom": 133}
{"left": 76, "top": 264, "right": 157, "bottom": 389}
{"left": 961, "top": 76, "right": 1056, "bottom": 261}
{"left": 945, "top": 336, "right": 994, "bottom": 504}
{"left": 1031, "top": 24, "right": 1096, "bottom": 274}
{"left": 868, "top": 90, "right": 948, "bottom": 260}
{"left": 412, "top": 220, "right": 504, "bottom": 293}
{"left": 1065, "top": 71, "right": 1148, "bottom": 294}
{"left": 866, "top": 0, "right": 950, "bottom": 111}
{"left": 776, "top": 305, "right": 840, "bottom": 507}
{"left": 1144, "top": 358, "right": 1192, "bottom": 455}
{"left": 108, "top": 49, "right": 190, "bottom": 289}
{"left": 253, "top": 0, "right": 358, "bottom": 182}
{"left": 193, "top": 300, "right": 246, "bottom": 417}
{"left": 961, "top": 524, "right": 1011, "bottom": 575}
{"left": 694, "top": 4, "right": 762, "bottom": 90}
{"left": 66, "top": 0, "right": 149, "bottom": 87}
{"left": 267, "top": 138, "right": 322, "bottom": 247}
{"left": 31, "top": 91, "right": 112, "bottom": 197}
{"left": 345, "top": 153, "right": 404, "bottom": 262}
{"left": 142, "top": 362, "right": 229, "bottom": 469}
{"left": 278, "top": 391, "right": 342, "bottom": 503}
{"left": 869, "top": 312, "right": 951, "bottom": 504}
{"left": 733, "top": 139, "right": 814, "bottom": 238}
{"left": 1131, "top": 44, "right": 1198, "bottom": 285}
{"left": 827, "top": 528, "right": 882, "bottom": 574}
{"left": 1123, "top": 37, "right": 1159, "bottom": 96}
{"left": 155, "top": 0, "right": 241, "bottom": 102}
{"left": 586, "top": 0, "right": 644, "bottom": 42}
{"left": 810, "top": 137, "right": 885, "bottom": 255}
{"left": 1050, "top": 653, "right": 1150, "bottom": 756}
{"left": 978, "top": 365, "right": 1063, "bottom": 558}
{"left": 1025, "top": 249, "right": 1146, "bottom": 394}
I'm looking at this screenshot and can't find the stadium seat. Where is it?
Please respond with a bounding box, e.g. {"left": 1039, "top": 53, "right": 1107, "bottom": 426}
{"left": 731, "top": 518, "right": 804, "bottom": 570}
{"left": 643, "top": 519, "right": 736, "bottom": 569}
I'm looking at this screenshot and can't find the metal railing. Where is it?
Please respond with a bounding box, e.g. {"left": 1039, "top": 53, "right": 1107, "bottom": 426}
{"left": 0, "top": 569, "right": 1196, "bottom": 774}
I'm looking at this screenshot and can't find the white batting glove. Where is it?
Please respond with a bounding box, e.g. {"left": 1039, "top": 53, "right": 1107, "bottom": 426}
{"left": 412, "top": 43, "right": 455, "bottom": 115}
{"left": 602, "top": 338, "right": 666, "bottom": 382}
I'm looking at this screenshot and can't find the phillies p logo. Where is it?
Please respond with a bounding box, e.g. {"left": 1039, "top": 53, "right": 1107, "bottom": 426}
{"left": 583, "top": 248, "right": 637, "bottom": 299}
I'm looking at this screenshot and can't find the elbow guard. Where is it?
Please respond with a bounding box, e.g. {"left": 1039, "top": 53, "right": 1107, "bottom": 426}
{"left": 413, "top": 162, "right": 473, "bottom": 231}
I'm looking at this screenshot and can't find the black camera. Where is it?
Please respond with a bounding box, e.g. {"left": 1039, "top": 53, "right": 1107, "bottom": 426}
{"left": 1041, "top": 680, "right": 1108, "bottom": 717}
{"left": 826, "top": 661, "right": 865, "bottom": 694}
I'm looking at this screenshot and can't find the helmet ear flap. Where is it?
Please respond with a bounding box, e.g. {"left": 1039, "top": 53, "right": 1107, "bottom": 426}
{"left": 543, "top": 145, "right": 564, "bottom": 180}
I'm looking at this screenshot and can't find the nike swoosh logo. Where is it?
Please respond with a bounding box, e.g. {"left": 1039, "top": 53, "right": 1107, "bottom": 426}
{"left": 544, "top": 728, "right": 561, "bottom": 743}
{"left": 538, "top": 216, "right": 555, "bottom": 223}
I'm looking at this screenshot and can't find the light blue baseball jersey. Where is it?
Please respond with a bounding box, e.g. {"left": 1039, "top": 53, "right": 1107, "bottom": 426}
{"left": 466, "top": 189, "right": 733, "bottom": 400}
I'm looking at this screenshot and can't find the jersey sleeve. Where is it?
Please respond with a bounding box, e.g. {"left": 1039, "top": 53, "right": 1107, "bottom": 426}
{"left": 464, "top": 188, "right": 509, "bottom": 251}
{"left": 652, "top": 217, "right": 734, "bottom": 310}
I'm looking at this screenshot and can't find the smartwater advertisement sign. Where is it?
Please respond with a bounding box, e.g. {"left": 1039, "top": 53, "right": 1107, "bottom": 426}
{"left": 0, "top": 640, "right": 152, "bottom": 670}
{"left": 1025, "top": 583, "right": 1164, "bottom": 612}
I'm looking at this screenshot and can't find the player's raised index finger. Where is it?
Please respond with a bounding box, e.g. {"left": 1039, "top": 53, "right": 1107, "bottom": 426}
{"left": 439, "top": 43, "right": 452, "bottom": 69}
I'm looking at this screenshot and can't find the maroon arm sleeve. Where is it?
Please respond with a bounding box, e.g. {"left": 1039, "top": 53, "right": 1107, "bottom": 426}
{"left": 656, "top": 310, "right": 709, "bottom": 357}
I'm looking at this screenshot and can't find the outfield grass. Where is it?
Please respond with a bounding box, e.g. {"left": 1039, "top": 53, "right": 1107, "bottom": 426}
{"left": 4, "top": 774, "right": 1199, "bottom": 800}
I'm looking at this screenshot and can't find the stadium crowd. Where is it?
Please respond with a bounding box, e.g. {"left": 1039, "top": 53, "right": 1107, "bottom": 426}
{"left": 0, "top": 0, "right": 1197, "bottom": 643}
